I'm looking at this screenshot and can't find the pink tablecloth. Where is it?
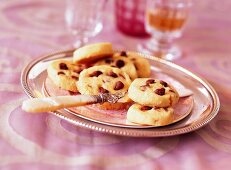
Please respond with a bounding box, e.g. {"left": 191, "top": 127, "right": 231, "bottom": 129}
{"left": 0, "top": 0, "right": 231, "bottom": 169}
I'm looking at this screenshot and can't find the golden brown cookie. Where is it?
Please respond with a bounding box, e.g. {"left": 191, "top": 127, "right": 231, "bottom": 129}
{"left": 94, "top": 55, "right": 138, "bottom": 80}
{"left": 73, "top": 42, "right": 113, "bottom": 64}
{"left": 47, "top": 59, "right": 87, "bottom": 92}
{"left": 127, "top": 103, "right": 174, "bottom": 126}
{"left": 114, "top": 51, "right": 151, "bottom": 78}
{"left": 128, "top": 78, "right": 179, "bottom": 107}
{"left": 77, "top": 65, "right": 132, "bottom": 103}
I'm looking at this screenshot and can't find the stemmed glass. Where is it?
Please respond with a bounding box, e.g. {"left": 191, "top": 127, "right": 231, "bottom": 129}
{"left": 65, "top": 0, "right": 106, "bottom": 48}
{"left": 138, "top": 0, "right": 191, "bottom": 60}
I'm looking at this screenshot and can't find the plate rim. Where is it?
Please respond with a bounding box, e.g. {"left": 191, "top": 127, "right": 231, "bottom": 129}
{"left": 21, "top": 49, "right": 220, "bottom": 137}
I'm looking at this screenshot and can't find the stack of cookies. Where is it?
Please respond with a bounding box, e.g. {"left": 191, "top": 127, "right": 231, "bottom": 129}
{"left": 47, "top": 42, "right": 151, "bottom": 110}
{"left": 127, "top": 78, "right": 179, "bottom": 126}
{"left": 46, "top": 42, "right": 179, "bottom": 126}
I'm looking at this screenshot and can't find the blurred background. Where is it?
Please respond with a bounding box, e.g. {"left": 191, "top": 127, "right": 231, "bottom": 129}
{"left": 0, "top": 0, "right": 229, "bottom": 59}
{"left": 0, "top": 0, "right": 230, "bottom": 86}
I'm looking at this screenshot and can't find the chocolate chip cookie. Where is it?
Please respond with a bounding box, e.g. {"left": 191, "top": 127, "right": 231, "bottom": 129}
{"left": 47, "top": 59, "right": 87, "bottom": 92}
{"left": 127, "top": 103, "right": 174, "bottom": 126}
{"left": 128, "top": 78, "right": 179, "bottom": 107}
{"left": 114, "top": 51, "right": 151, "bottom": 78}
{"left": 73, "top": 42, "right": 113, "bottom": 64}
{"left": 94, "top": 55, "right": 138, "bottom": 80}
{"left": 77, "top": 65, "right": 132, "bottom": 103}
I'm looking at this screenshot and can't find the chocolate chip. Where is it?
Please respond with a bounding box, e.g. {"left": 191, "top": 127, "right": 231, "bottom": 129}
{"left": 140, "top": 85, "right": 147, "bottom": 91}
{"left": 140, "top": 106, "right": 152, "bottom": 111}
{"left": 57, "top": 71, "right": 65, "bottom": 75}
{"left": 68, "top": 91, "right": 79, "bottom": 95}
{"left": 116, "top": 60, "right": 125, "bottom": 68}
{"left": 155, "top": 88, "right": 165, "bottom": 96}
{"left": 120, "top": 51, "right": 127, "bottom": 57}
{"left": 71, "top": 76, "right": 78, "bottom": 80}
{"left": 146, "top": 79, "right": 155, "bottom": 85}
{"left": 107, "top": 71, "right": 118, "bottom": 78}
{"left": 99, "top": 87, "right": 109, "bottom": 93}
{"left": 105, "top": 58, "right": 113, "bottom": 64}
{"left": 160, "top": 80, "right": 168, "bottom": 87}
{"left": 114, "top": 81, "right": 124, "bottom": 90}
{"left": 163, "top": 107, "right": 168, "bottom": 111}
{"left": 59, "top": 63, "right": 68, "bottom": 70}
{"left": 89, "top": 71, "right": 103, "bottom": 77}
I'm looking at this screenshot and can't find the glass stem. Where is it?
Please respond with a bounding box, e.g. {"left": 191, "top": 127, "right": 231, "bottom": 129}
{"left": 73, "top": 36, "right": 89, "bottom": 48}
{"left": 150, "top": 37, "right": 173, "bottom": 53}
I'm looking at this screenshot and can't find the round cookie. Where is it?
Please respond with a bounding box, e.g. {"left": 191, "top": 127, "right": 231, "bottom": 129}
{"left": 77, "top": 65, "right": 132, "bottom": 103}
{"left": 127, "top": 103, "right": 174, "bottom": 126}
{"left": 94, "top": 55, "right": 138, "bottom": 80}
{"left": 128, "top": 78, "right": 179, "bottom": 107}
{"left": 73, "top": 42, "right": 113, "bottom": 64}
{"left": 47, "top": 59, "right": 87, "bottom": 92}
{"left": 114, "top": 51, "right": 151, "bottom": 78}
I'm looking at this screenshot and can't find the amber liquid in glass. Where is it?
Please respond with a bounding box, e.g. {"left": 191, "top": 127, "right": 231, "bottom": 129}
{"left": 146, "top": 7, "right": 187, "bottom": 33}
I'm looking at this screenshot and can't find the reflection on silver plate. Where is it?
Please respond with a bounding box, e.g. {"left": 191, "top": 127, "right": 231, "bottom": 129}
{"left": 21, "top": 49, "right": 220, "bottom": 137}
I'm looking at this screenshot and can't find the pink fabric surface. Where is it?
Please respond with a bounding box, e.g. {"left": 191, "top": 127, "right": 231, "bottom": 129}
{"left": 0, "top": 0, "right": 231, "bottom": 169}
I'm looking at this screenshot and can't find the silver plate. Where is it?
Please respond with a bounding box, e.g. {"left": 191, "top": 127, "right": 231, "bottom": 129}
{"left": 21, "top": 49, "right": 220, "bottom": 137}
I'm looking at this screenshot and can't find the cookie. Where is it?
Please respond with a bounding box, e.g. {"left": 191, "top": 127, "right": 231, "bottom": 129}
{"left": 92, "top": 102, "right": 132, "bottom": 110}
{"left": 77, "top": 65, "right": 132, "bottom": 103}
{"left": 127, "top": 103, "right": 174, "bottom": 126}
{"left": 47, "top": 59, "right": 87, "bottom": 92}
{"left": 73, "top": 42, "right": 113, "bottom": 64}
{"left": 94, "top": 55, "right": 138, "bottom": 80}
{"left": 128, "top": 78, "right": 179, "bottom": 107}
{"left": 114, "top": 51, "right": 151, "bottom": 78}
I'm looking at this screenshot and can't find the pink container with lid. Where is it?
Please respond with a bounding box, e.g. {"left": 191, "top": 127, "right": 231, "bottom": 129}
{"left": 115, "top": 0, "right": 149, "bottom": 37}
